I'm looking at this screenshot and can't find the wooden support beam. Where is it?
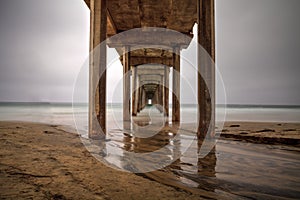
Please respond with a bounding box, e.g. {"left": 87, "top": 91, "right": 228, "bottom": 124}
{"left": 137, "top": 68, "right": 165, "bottom": 76}
{"left": 197, "top": 0, "right": 215, "bottom": 139}
{"left": 172, "top": 47, "right": 180, "bottom": 122}
{"left": 89, "top": 0, "right": 107, "bottom": 138}
{"left": 107, "top": 9, "right": 117, "bottom": 35}
{"left": 123, "top": 46, "right": 131, "bottom": 123}
{"left": 140, "top": 80, "right": 159, "bottom": 85}
{"left": 121, "top": 56, "right": 173, "bottom": 67}
{"left": 164, "top": 66, "right": 169, "bottom": 117}
{"left": 139, "top": 74, "right": 162, "bottom": 82}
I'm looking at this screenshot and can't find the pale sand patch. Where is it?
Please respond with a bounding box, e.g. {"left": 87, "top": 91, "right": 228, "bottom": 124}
{"left": 0, "top": 121, "right": 202, "bottom": 200}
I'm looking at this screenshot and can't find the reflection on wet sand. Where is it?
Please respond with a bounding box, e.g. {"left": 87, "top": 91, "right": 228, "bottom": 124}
{"left": 97, "top": 108, "right": 300, "bottom": 199}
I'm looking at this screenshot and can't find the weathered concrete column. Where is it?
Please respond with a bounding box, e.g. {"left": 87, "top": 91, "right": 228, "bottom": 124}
{"left": 141, "top": 88, "right": 146, "bottom": 110}
{"left": 137, "top": 77, "right": 141, "bottom": 113}
{"left": 197, "top": 0, "right": 215, "bottom": 139}
{"left": 89, "top": 0, "right": 107, "bottom": 138}
{"left": 123, "top": 46, "right": 131, "bottom": 123}
{"left": 140, "top": 87, "right": 144, "bottom": 110}
{"left": 140, "top": 84, "right": 145, "bottom": 111}
{"left": 164, "top": 66, "right": 169, "bottom": 117}
{"left": 135, "top": 71, "right": 140, "bottom": 113}
{"left": 144, "top": 90, "right": 147, "bottom": 108}
{"left": 172, "top": 47, "right": 180, "bottom": 122}
{"left": 132, "top": 66, "right": 138, "bottom": 116}
{"left": 158, "top": 75, "right": 164, "bottom": 113}
{"left": 152, "top": 88, "right": 156, "bottom": 105}
{"left": 157, "top": 84, "right": 160, "bottom": 106}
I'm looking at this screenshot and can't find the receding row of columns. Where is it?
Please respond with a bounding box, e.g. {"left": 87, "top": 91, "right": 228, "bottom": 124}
{"left": 124, "top": 65, "right": 171, "bottom": 118}
{"left": 88, "top": 0, "right": 215, "bottom": 139}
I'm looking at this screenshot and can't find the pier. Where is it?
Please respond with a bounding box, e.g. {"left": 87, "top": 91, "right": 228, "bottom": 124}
{"left": 84, "top": 0, "right": 215, "bottom": 139}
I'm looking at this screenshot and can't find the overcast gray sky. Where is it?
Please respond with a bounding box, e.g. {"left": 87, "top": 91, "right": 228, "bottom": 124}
{"left": 0, "top": 0, "right": 299, "bottom": 105}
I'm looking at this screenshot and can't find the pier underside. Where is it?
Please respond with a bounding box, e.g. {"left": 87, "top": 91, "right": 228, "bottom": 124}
{"left": 84, "top": 0, "right": 215, "bottom": 140}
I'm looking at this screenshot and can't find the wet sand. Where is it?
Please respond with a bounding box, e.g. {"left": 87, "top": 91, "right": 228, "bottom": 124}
{"left": 221, "top": 122, "right": 300, "bottom": 146}
{"left": 0, "top": 121, "right": 201, "bottom": 200}
{"left": 139, "top": 122, "right": 300, "bottom": 199}
{"left": 0, "top": 121, "right": 300, "bottom": 199}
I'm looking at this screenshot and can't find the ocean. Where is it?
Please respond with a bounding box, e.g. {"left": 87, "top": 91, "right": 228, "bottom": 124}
{"left": 0, "top": 102, "right": 299, "bottom": 135}
{"left": 0, "top": 102, "right": 299, "bottom": 124}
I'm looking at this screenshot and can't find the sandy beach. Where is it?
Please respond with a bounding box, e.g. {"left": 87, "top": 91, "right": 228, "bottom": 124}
{"left": 221, "top": 122, "right": 300, "bottom": 146}
{"left": 0, "top": 121, "right": 206, "bottom": 200}
{"left": 0, "top": 121, "right": 299, "bottom": 199}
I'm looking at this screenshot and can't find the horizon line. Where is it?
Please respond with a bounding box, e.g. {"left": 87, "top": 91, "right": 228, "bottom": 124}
{"left": 0, "top": 101, "right": 300, "bottom": 108}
